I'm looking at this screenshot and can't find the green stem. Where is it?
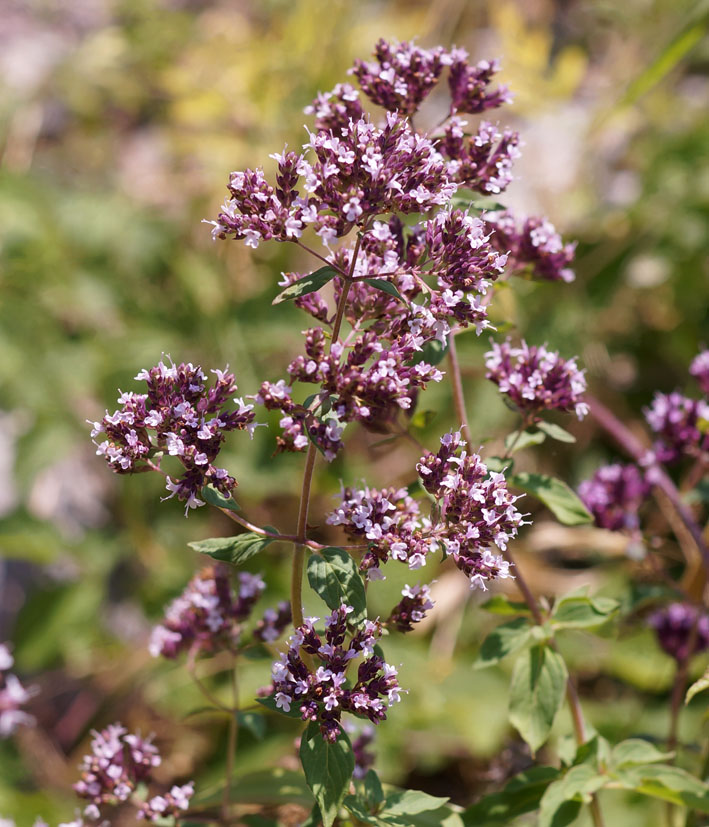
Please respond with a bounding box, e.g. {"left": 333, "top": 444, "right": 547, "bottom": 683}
{"left": 222, "top": 658, "right": 238, "bottom": 823}
{"left": 447, "top": 332, "right": 471, "bottom": 445}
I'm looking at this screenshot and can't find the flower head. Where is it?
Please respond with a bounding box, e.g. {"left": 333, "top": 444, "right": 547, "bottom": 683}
{"left": 0, "top": 644, "right": 37, "bottom": 738}
{"left": 644, "top": 391, "right": 709, "bottom": 463}
{"left": 690, "top": 349, "right": 709, "bottom": 395}
{"left": 148, "top": 566, "right": 265, "bottom": 659}
{"left": 350, "top": 39, "right": 449, "bottom": 115}
{"left": 486, "top": 211, "right": 576, "bottom": 283}
{"left": 485, "top": 338, "right": 588, "bottom": 419}
{"left": 578, "top": 464, "right": 650, "bottom": 532}
{"left": 269, "top": 604, "right": 401, "bottom": 741}
{"left": 447, "top": 52, "right": 513, "bottom": 114}
{"left": 91, "top": 358, "right": 255, "bottom": 515}
{"left": 649, "top": 604, "right": 709, "bottom": 662}
{"left": 388, "top": 583, "right": 435, "bottom": 632}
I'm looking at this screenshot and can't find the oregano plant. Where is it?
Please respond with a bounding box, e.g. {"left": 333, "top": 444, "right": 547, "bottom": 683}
{"left": 4, "top": 36, "right": 708, "bottom": 827}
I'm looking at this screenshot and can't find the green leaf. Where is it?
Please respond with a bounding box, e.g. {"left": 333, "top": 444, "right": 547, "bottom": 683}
{"left": 474, "top": 617, "right": 533, "bottom": 669}
{"left": 485, "top": 456, "right": 513, "bottom": 474}
{"left": 538, "top": 765, "right": 607, "bottom": 827}
{"left": 613, "top": 764, "right": 709, "bottom": 812}
{"left": 410, "top": 409, "right": 437, "bottom": 430}
{"left": 363, "top": 278, "right": 406, "bottom": 303}
{"left": 550, "top": 594, "right": 619, "bottom": 630}
{"left": 461, "top": 766, "right": 560, "bottom": 826}
{"left": 360, "top": 769, "right": 384, "bottom": 807}
{"left": 195, "top": 768, "right": 313, "bottom": 807}
{"left": 201, "top": 485, "right": 241, "bottom": 511}
{"left": 307, "top": 547, "right": 367, "bottom": 627}
{"left": 686, "top": 664, "right": 709, "bottom": 704}
{"left": 236, "top": 711, "right": 266, "bottom": 741}
{"left": 300, "top": 721, "right": 354, "bottom": 827}
{"left": 537, "top": 422, "right": 577, "bottom": 443}
{"left": 188, "top": 531, "right": 275, "bottom": 566}
{"left": 610, "top": 739, "right": 674, "bottom": 769}
{"left": 272, "top": 266, "right": 338, "bottom": 305}
{"left": 504, "top": 429, "right": 546, "bottom": 454}
{"left": 417, "top": 338, "right": 448, "bottom": 366}
{"left": 480, "top": 595, "right": 532, "bottom": 616}
{"left": 509, "top": 645, "right": 568, "bottom": 753}
{"left": 509, "top": 472, "right": 593, "bottom": 526}
{"left": 382, "top": 789, "right": 450, "bottom": 816}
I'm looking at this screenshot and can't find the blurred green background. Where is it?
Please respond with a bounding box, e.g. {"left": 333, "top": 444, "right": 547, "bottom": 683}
{"left": 0, "top": 0, "right": 707, "bottom": 823}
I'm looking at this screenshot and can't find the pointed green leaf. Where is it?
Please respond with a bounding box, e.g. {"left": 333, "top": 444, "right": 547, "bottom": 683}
{"left": 509, "top": 645, "right": 568, "bottom": 753}
{"left": 686, "top": 664, "right": 709, "bottom": 705}
{"left": 363, "top": 278, "right": 406, "bottom": 303}
{"left": 201, "top": 485, "right": 241, "bottom": 512}
{"left": 461, "top": 766, "right": 560, "bottom": 826}
{"left": 485, "top": 456, "right": 513, "bottom": 474}
{"left": 551, "top": 594, "right": 619, "bottom": 630}
{"left": 475, "top": 617, "right": 533, "bottom": 669}
{"left": 610, "top": 739, "right": 674, "bottom": 769}
{"left": 504, "top": 429, "right": 546, "bottom": 454}
{"left": 538, "top": 765, "right": 607, "bottom": 827}
{"left": 382, "top": 789, "right": 450, "bottom": 816}
{"left": 188, "top": 531, "right": 276, "bottom": 565}
{"left": 300, "top": 721, "right": 354, "bottom": 827}
{"left": 480, "top": 595, "right": 532, "bottom": 616}
{"left": 272, "top": 266, "right": 338, "bottom": 305}
{"left": 236, "top": 711, "right": 266, "bottom": 741}
{"left": 307, "top": 547, "right": 367, "bottom": 627}
{"left": 537, "top": 421, "right": 577, "bottom": 443}
{"left": 509, "top": 472, "right": 593, "bottom": 526}
{"left": 613, "top": 764, "right": 709, "bottom": 812}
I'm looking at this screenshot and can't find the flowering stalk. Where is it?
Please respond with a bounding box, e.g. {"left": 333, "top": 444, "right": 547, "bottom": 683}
{"left": 445, "top": 335, "right": 606, "bottom": 827}
{"left": 290, "top": 223, "right": 367, "bottom": 628}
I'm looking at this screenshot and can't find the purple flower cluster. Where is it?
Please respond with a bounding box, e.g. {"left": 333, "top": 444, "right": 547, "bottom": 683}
{"left": 73, "top": 723, "right": 193, "bottom": 823}
{"left": 304, "top": 83, "right": 363, "bottom": 132}
{"left": 149, "top": 567, "right": 267, "bottom": 659}
{"left": 90, "top": 358, "right": 256, "bottom": 515}
{"left": 578, "top": 464, "right": 650, "bottom": 532}
{"left": 649, "top": 604, "right": 709, "bottom": 662}
{"left": 257, "top": 210, "right": 508, "bottom": 457}
{"left": 350, "top": 39, "right": 449, "bottom": 116}
{"left": 0, "top": 643, "right": 37, "bottom": 737}
{"left": 486, "top": 211, "right": 576, "bottom": 283}
{"left": 643, "top": 391, "right": 709, "bottom": 463}
{"left": 327, "top": 484, "right": 436, "bottom": 577}
{"left": 417, "top": 432, "right": 521, "bottom": 588}
{"left": 208, "top": 112, "right": 455, "bottom": 248}
{"left": 328, "top": 433, "right": 522, "bottom": 588}
{"left": 447, "top": 51, "right": 513, "bottom": 114}
{"left": 137, "top": 783, "right": 194, "bottom": 821}
{"left": 690, "top": 349, "right": 709, "bottom": 395}
{"left": 270, "top": 604, "right": 401, "bottom": 742}
{"left": 442, "top": 117, "right": 520, "bottom": 194}
{"left": 388, "top": 584, "right": 435, "bottom": 632}
{"left": 485, "top": 338, "right": 589, "bottom": 420}
{"left": 254, "top": 601, "right": 292, "bottom": 643}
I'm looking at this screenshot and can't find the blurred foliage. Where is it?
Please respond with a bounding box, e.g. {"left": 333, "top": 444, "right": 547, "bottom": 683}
{"left": 0, "top": 0, "right": 707, "bottom": 823}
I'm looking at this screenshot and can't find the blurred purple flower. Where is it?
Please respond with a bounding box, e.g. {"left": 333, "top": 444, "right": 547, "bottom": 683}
{"left": 578, "top": 463, "right": 650, "bottom": 532}
{"left": 643, "top": 391, "right": 709, "bottom": 463}
{"left": 690, "top": 349, "right": 709, "bottom": 395}
{"left": 649, "top": 604, "right": 709, "bottom": 662}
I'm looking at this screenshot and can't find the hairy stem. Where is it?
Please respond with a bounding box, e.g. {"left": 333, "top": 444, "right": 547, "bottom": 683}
{"left": 289, "top": 227, "right": 366, "bottom": 629}
{"left": 447, "top": 332, "right": 472, "bottom": 445}
{"left": 589, "top": 396, "right": 709, "bottom": 570}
